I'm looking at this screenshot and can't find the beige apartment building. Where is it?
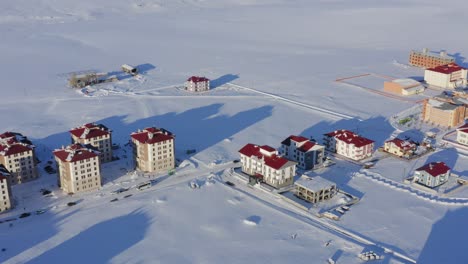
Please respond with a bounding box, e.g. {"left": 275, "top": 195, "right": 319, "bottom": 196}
{"left": 185, "top": 76, "right": 210, "bottom": 92}
{"left": 294, "top": 175, "right": 337, "bottom": 204}
{"left": 409, "top": 48, "right": 455, "bottom": 68}
{"left": 131, "top": 127, "right": 175, "bottom": 173}
{"left": 0, "top": 132, "right": 38, "bottom": 185}
{"left": 54, "top": 144, "right": 102, "bottom": 194}
{"left": 384, "top": 138, "right": 417, "bottom": 158}
{"left": 0, "top": 165, "right": 12, "bottom": 213}
{"left": 70, "top": 123, "right": 113, "bottom": 163}
{"left": 422, "top": 94, "right": 468, "bottom": 128}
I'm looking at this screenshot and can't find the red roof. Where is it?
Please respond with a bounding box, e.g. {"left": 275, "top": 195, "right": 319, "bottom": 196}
{"left": 325, "top": 130, "right": 374, "bottom": 148}
{"left": 416, "top": 162, "right": 450, "bottom": 177}
{"left": 239, "top": 143, "right": 292, "bottom": 170}
{"left": 54, "top": 144, "right": 99, "bottom": 163}
{"left": 385, "top": 138, "right": 417, "bottom": 151}
{"left": 70, "top": 123, "right": 110, "bottom": 139}
{"left": 427, "top": 63, "right": 466, "bottom": 74}
{"left": 0, "top": 143, "right": 32, "bottom": 156}
{"left": 457, "top": 123, "right": 468, "bottom": 133}
{"left": 0, "top": 132, "right": 18, "bottom": 139}
{"left": 298, "top": 141, "right": 316, "bottom": 152}
{"left": 281, "top": 135, "right": 309, "bottom": 146}
{"left": 131, "top": 127, "right": 174, "bottom": 144}
{"left": 187, "top": 76, "right": 209, "bottom": 83}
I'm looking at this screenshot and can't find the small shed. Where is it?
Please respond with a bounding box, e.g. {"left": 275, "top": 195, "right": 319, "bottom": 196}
{"left": 122, "top": 64, "right": 138, "bottom": 76}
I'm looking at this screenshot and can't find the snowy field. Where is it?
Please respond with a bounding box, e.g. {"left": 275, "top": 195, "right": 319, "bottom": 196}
{"left": 2, "top": 0, "right": 468, "bottom": 263}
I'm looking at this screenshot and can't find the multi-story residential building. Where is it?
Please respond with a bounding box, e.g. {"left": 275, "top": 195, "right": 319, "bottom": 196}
{"left": 456, "top": 123, "right": 468, "bottom": 145}
{"left": 54, "top": 144, "right": 102, "bottom": 194}
{"left": 238, "top": 143, "right": 296, "bottom": 189}
{"left": 0, "top": 165, "right": 12, "bottom": 213}
{"left": 384, "top": 138, "right": 417, "bottom": 158}
{"left": 279, "top": 135, "right": 324, "bottom": 170}
{"left": 0, "top": 132, "right": 38, "bottom": 185}
{"left": 413, "top": 162, "right": 450, "bottom": 188}
{"left": 131, "top": 127, "right": 175, "bottom": 173}
{"left": 424, "top": 63, "right": 468, "bottom": 89}
{"left": 409, "top": 48, "right": 455, "bottom": 69}
{"left": 70, "top": 123, "right": 113, "bottom": 163}
{"left": 185, "top": 76, "right": 210, "bottom": 92}
{"left": 323, "top": 130, "right": 374, "bottom": 161}
{"left": 422, "top": 93, "right": 468, "bottom": 127}
{"left": 294, "top": 175, "right": 337, "bottom": 203}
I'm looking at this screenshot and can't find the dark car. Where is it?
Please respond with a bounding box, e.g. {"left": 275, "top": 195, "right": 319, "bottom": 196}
{"left": 19, "top": 213, "right": 31, "bottom": 218}
{"left": 123, "top": 194, "right": 133, "bottom": 199}
{"left": 67, "top": 202, "right": 77, "bottom": 207}
{"left": 233, "top": 159, "right": 241, "bottom": 163}
{"left": 225, "top": 181, "right": 235, "bottom": 187}
{"left": 110, "top": 198, "right": 119, "bottom": 202}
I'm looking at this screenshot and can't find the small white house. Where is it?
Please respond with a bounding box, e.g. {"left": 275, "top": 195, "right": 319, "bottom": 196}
{"left": 323, "top": 130, "right": 374, "bottom": 161}
{"left": 185, "top": 76, "right": 210, "bottom": 92}
{"left": 424, "top": 63, "right": 468, "bottom": 89}
{"left": 413, "top": 162, "right": 451, "bottom": 188}
{"left": 456, "top": 123, "right": 468, "bottom": 146}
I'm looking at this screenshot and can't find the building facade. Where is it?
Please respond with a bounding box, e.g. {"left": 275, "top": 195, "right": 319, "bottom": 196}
{"left": 424, "top": 63, "right": 468, "bottom": 89}
{"left": 457, "top": 124, "right": 468, "bottom": 145}
{"left": 239, "top": 144, "right": 296, "bottom": 189}
{"left": 409, "top": 48, "right": 455, "bottom": 68}
{"left": 384, "top": 138, "right": 417, "bottom": 158}
{"left": 294, "top": 175, "right": 337, "bottom": 203}
{"left": 383, "top": 78, "right": 424, "bottom": 95}
{"left": 413, "top": 162, "right": 450, "bottom": 188}
{"left": 323, "top": 130, "right": 374, "bottom": 161}
{"left": 0, "top": 165, "right": 12, "bottom": 213}
{"left": 70, "top": 123, "right": 113, "bottom": 163}
{"left": 0, "top": 132, "right": 38, "bottom": 185}
{"left": 422, "top": 94, "right": 468, "bottom": 128}
{"left": 185, "top": 76, "right": 210, "bottom": 92}
{"left": 279, "top": 135, "right": 324, "bottom": 170}
{"left": 54, "top": 144, "right": 102, "bottom": 194}
{"left": 131, "top": 127, "right": 175, "bottom": 173}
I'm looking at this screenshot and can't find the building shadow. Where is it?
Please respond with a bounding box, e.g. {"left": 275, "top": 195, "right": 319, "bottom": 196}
{"left": 423, "top": 148, "right": 458, "bottom": 169}
{"left": 135, "top": 63, "right": 156, "bottom": 74}
{"left": 29, "top": 210, "right": 149, "bottom": 263}
{"left": 396, "top": 128, "right": 425, "bottom": 142}
{"left": 450, "top": 52, "right": 468, "bottom": 68}
{"left": 210, "top": 74, "right": 239, "bottom": 88}
{"left": 418, "top": 207, "right": 468, "bottom": 263}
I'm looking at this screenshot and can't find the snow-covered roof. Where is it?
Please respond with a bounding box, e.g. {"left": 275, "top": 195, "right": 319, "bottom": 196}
{"left": 391, "top": 78, "right": 421, "bottom": 88}
{"left": 324, "top": 130, "right": 374, "bottom": 147}
{"left": 295, "top": 176, "right": 336, "bottom": 192}
{"left": 427, "top": 63, "right": 466, "bottom": 74}
{"left": 239, "top": 143, "right": 295, "bottom": 170}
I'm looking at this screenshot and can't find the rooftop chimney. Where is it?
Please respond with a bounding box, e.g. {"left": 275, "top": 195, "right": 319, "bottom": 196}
{"left": 440, "top": 51, "right": 447, "bottom": 57}
{"left": 422, "top": 48, "right": 429, "bottom": 54}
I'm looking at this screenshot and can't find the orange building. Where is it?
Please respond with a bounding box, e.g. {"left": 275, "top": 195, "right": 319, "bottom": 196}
{"left": 422, "top": 94, "right": 468, "bottom": 128}
{"left": 409, "top": 48, "right": 454, "bottom": 69}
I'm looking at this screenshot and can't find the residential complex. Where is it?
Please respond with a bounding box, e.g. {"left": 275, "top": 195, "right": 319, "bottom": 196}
{"left": 424, "top": 63, "right": 467, "bottom": 89}
{"left": 383, "top": 78, "right": 424, "bottom": 96}
{"left": 131, "top": 127, "right": 175, "bottom": 173}
{"left": 422, "top": 93, "right": 468, "bottom": 127}
{"left": 409, "top": 48, "right": 455, "bottom": 68}
{"left": 0, "top": 132, "right": 38, "bottom": 185}
{"left": 294, "top": 175, "right": 336, "bottom": 203}
{"left": 239, "top": 143, "right": 296, "bottom": 189}
{"left": 413, "top": 162, "right": 451, "bottom": 188}
{"left": 384, "top": 138, "right": 417, "bottom": 158}
{"left": 185, "top": 76, "right": 210, "bottom": 92}
{"left": 457, "top": 123, "right": 468, "bottom": 145}
{"left": 323, "top": 130, "right": 374, "bottom": 161}
{"left": 54, "top": 144, "right": 102, "bottom": 194}
{"left": 279, "top": 135, "right": 324, "bottom": 170}
{"left": 70, "top": 123, "right": 113, "bottom": 163}
{"left": 0, "top": 165, "right": 12, "bottom": 213}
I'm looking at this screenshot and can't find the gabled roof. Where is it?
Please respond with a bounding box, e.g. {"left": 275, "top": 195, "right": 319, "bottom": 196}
{"left": 131, "top": 127, "right": 174, "bottom": 144}
{"left": 385, "top": 138, "right": 417, "bottom": 151}
{"left": 325, "top": 130, "right": 374, "bottom": 147}
{"left": 427, "top": 63, "right": 466, "bottom": 74}
{"left": 70, "top": 123, "right": 110, "bottom": 139}
{"left": 238, "top": 143, "right": 294, "bottom": 170}
{"left": 187, "top": 76, "right": 209, "bottom": 83}
{"left": 416, "top": 162, "right": 450, "bottom": 177}
{"left": 457, "top": 123, "right": 468, "bottom": 133}
{"left": 281, "top": 135, "right": 308, "bottom": 146}
{"left": 54, "top": 144, "right": 99, "bottom": 163}
{"left": 298, "top": 141, "right": 317, "bottom": 152}
{"left": 0, "top": 144, "right": 32, "bottom": 156}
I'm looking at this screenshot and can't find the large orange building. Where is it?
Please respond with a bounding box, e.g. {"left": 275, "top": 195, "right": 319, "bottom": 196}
{"left": 409, "top": 48, "right": 455, "bottom": 69}
{"left": 422, "top": 94, "right": 468, "bottom": 128}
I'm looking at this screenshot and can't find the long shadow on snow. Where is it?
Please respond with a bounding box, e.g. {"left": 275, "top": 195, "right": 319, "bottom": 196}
{"left": 210, "top": 74, "right": 239, "bottom": 88}
{"left": 29, "top": 210, "right": 149, "bottom": 264}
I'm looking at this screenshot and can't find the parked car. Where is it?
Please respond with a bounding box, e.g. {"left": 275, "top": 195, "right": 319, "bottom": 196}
{"left": 110, "top": 198, "right": 119, "bottom": 202}
{"left": 232, "top": 159, "right": 240, "bottom": 163}
{"left": 67, "top": 202, "right": 77, "bottom": 207}
{"left": 137, "top": 181, "right": 152, "bottom": 190}
{"left": 35, "top": 210, "right": 46, "bottom": 215}
{"left": 123, "top": 194, "right": 133, "bottom": 199}
{"left": 225, "top": 181, "right": 235, "bottom": 187}
{"left": 19, "top": 213, "right": 31, "bottom": 218}
{"left": 111, "top": 187, "right": 129, "bottom": 194}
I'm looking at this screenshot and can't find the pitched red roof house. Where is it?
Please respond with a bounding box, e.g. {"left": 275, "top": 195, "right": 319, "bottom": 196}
{"left": 325, "top": 130, "right": 374, "bottom": 147}
{"left": 416, "top": 162, "right": 450, "bottom": 177}
{"left": 54, "top": 144, "right": 99, "bottom": 163}
{"left": 385, "top": 138, "right": 417, "bottom": 151}
{"left": 70, "top": 123, "right": 110, "bottom": 139}
{"left": 238, "top": 143, "right": 290, "bottom": 170}
{"left": 187, "top": 76, "right": 210, "bottom": 83}
{"left": 131, "top": 127, "right": 174, "bottom": 144}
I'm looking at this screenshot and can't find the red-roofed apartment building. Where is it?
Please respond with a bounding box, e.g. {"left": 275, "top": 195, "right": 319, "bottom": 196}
{"left": 279, "top": 135, "right": 324, "bottom": 170}
{"left": 238, "top": 143, "right": 296, "bottom": 189}
{"left": 413, "top": 162, "right": 450, "bottom": 188}
{"left": 131, "top": 127, "right": 175, "bottom": 173}
{"left": 185, "top": 76, "right": 210, "bottom": 92}
{"left": 424, "top": 63, "right": 468, "bottom": 89}
{"left": 70, "top": 123, "right": 113, "bottom": 163}
{"left": 383, "top": 138, "right": 417, "bottom": 158}
{"left": 0, "top": 132, "right": 38, "bottom": 185}
{"left": 0, "top": 165, "right": 12, "bottom": 213}
{"left": 457, "top": 123, "right": 468, "bottom": 146}
{"left": 323, "top": 130, "right": 374, "bottom": 161}
{"left": 53, "top": 144, "right": 102, "bottom": 194}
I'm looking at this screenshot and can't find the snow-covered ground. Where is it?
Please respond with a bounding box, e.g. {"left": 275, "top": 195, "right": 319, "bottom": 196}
{"left": 2, "top": 0, "right": 468, "bottom": 263}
